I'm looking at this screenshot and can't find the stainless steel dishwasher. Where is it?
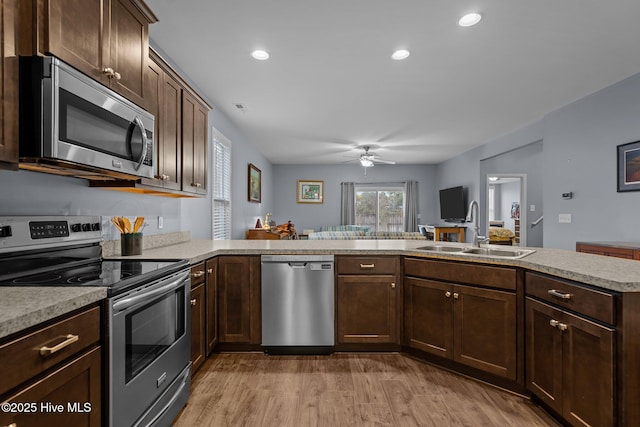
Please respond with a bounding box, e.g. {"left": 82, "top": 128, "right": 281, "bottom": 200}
{"left": 261, "top": 255, "right": 335, "bottom": 354}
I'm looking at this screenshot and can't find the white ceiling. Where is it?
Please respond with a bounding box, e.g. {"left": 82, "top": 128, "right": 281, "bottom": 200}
{"left": 148, "top": 0, "right": 640, "bottom": 165}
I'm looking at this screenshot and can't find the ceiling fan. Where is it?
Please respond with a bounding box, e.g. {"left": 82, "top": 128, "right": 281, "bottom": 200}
{"left": 345, "top": 146, "right": 396, "bottom": 168}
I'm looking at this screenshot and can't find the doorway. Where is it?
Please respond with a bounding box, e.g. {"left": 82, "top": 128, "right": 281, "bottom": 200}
{"left": 486, "top": 174, "right": 526, "bottom": 246}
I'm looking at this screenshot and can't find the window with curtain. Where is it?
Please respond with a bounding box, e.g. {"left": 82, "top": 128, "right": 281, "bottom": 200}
{"left": 212, "top": 130, "right": 231, "bottom": 240}
{"left": 355, "top": 184, "right": 405, "bottom": 231}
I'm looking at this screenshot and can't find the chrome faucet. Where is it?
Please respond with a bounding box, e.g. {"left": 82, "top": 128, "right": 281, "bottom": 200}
{"left": 466, "top": 200, "right": 489, "bottom": 247}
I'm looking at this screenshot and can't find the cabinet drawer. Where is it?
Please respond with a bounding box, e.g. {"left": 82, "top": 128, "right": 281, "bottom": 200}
{"left": 0, "top": 346, "right": 101, "bottom": 427}
{"left": 525, "top": 272, "right": 616, "bottom": 325}
{"left": 190, "top": 262, "right": 206, "bottom": 287}
{"left": 0, "top": 306, "right": 101, "bottom": 396}
{"left": 404, "top": 258, "right": 516, "bottom": 291}
{"left": 337, "top": 256, "right": 398, "bottom": 275}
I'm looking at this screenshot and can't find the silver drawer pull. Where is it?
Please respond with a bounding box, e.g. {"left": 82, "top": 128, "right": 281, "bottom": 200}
{"left": 550, "top": 319, "right": 559, "bottom": 328}
{"left": 548, "top": 289, "right": 571, "bottom": 300}
{"left": 192, "top": 270, "right": 205, "bottom": 278}
{"left": 39, "top": 334, "right": 79, "bottom": 356}
{"left": 191, "top": 298, "right": 197, "bottom": 306}
{"left": 359, "top": 263, "right": 375, "bottom": 269}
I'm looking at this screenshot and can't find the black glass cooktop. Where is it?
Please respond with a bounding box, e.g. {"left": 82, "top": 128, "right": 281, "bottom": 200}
{"left": 0, "top": 259, "right": 188, "bottom": 296}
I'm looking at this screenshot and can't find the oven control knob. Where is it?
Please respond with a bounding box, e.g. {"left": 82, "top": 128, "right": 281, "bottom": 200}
{"left": 82, "top": 223, "right": 92, "bottom": 232}
{"left": 0, "top": 225, "right": 12, "bottom": 238}
{"left": 91, "top": 223, "right": 101, "bottom": 231}
{"left": 71, "top": 223, "right": 82, "bottom": 232}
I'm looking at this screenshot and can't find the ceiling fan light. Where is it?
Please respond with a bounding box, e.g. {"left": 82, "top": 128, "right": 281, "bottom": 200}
{"left": 360, "top": 158, "right": 374, "bottom": 168}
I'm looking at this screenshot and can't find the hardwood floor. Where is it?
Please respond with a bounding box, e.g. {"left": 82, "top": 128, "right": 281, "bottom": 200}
{"left": 174, "top": 353, "right": 558, "bottom": 427}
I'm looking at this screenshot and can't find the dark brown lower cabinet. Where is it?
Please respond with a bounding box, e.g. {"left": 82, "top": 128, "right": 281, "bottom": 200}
{"left": 190, "top": 282, "right": 205, "bottom": 373}
{"left": 405, "top": 277, "right": 517, "bottom": 380}
{"left": 0, "top": 346, "right": 101, "bottom": 427}
{"left": 337, "top": 275, "right": 399, "bottom": 344}
{"left": 526, "top": 297, "right": 614, "bottom": 427}
{"left": 218, "top": 256, "right": 261, "bottom": 345}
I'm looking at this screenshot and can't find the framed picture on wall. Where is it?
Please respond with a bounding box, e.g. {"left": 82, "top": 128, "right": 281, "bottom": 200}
{"left": 297, "top": 180, "right": 324, "bottom": 204}
{"left": 617, "top": 141, "right": 640, "bottom": 192}
{"left": 248, "top": 163, "right": 261, "bottom": 202}
{"left": 617, "top": 140, "right": 640, "bottom": 192}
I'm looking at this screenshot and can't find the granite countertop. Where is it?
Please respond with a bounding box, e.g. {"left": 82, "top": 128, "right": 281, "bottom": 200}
{"left": 5, "top": 239, "right": 640, "bottom": 341}
{"left": 0, "top": 287, "right": 107, "bottom": 340}
{"left": 117, "top": 239, "right": 640, "bottom": 293}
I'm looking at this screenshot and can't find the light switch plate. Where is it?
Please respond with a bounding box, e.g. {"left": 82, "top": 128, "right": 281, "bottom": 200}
{"left": 558, "top": 213, "right": 572, "bottom": 223}
{"left": 158, "top": 216, "right": 164, "bottom": 229}
{"left": 530, "top": 204, "right": 535, "bottom": 211}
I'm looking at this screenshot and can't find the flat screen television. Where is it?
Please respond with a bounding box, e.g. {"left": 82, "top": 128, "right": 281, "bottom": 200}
{"left": 439, "top": 186, "right": 467, "bottom": 222}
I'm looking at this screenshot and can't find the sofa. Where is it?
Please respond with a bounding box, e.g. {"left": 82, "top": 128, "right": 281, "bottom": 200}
{"left": 308, "top": 225, "right": 427, "bottom": 240}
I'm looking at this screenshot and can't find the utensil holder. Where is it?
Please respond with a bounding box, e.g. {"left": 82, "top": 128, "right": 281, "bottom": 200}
{"left": 121, "top": 233, "right": 143, "bottom": 255}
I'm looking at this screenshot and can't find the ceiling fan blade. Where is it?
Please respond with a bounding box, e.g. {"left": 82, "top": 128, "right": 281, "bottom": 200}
{"left": 373, "top": 158, "right": 396, "bottom": 164}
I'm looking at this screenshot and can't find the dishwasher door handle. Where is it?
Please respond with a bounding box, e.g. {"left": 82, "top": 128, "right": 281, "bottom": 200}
{"left": 288, "top": 262, "right": 308, "bottom": 268}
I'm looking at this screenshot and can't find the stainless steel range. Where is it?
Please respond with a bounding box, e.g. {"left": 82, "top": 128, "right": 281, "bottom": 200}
{"left": 0, "top": 216, "right": 191, "bottom": 427}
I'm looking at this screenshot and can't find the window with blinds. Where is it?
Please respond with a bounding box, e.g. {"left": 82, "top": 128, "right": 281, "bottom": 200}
{"left": 212, "top": 130, "right": 231, "bottom": 240}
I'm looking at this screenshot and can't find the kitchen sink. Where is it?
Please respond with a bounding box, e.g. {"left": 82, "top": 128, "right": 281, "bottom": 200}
{"left": 415, "top": 245, "right": 535, "bottom": 259}
{"left": 460, "top": 247, "right": 535, "bottom": 258}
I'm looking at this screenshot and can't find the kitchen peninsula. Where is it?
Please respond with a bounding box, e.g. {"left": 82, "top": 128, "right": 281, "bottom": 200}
{"left": 3, "top": 239, "right": 640, "bottom": 426}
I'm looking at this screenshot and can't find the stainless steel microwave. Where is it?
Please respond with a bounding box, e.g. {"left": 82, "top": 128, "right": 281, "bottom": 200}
{"left": 19, "top": 56, "right": 155, "bottom": 180}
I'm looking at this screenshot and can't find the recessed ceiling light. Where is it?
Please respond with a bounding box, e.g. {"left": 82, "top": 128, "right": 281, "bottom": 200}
{"left": 458, "top": 12, "right": 482, "bottom": 27}
{"left": 251, "top": 50, "right": 270, "bottom": 60}
{"left": 391, "top": 49, "right": 410, "bottom": 60}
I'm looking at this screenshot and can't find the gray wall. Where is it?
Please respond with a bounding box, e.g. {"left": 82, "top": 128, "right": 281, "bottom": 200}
{"left": 0, "top": 169, "right": 182, "bottom": 241}
{"left": 271, "top": 164, "right": 438, "bottom": 233}
{"left": 542, "top": 72, "right": 640, "bottom": 249}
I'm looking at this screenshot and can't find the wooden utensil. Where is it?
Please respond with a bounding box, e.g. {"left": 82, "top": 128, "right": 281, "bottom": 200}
{"left": 111, "top": 217, "right": 124, "bottom": 233}
{"left": 122, "top": 217, "right": 132, "bottom": 234}
{"left": 133, "top": 217, "right": 145, "bottom": 233}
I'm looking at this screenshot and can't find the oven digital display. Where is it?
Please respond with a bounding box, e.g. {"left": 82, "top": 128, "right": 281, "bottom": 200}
{"left": 29, "top": 221, "right": 69, "bottom": 239}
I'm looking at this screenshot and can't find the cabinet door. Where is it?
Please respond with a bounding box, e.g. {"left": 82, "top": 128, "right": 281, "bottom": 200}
{"left": 140, "top": 56, "right": 162, "bottom": 187}
{"left": 158, "top": 70, "right": 182, "bottom": 190}
{"left": 453, "top": 285, "right": 517, "bottom": 380}
{"left": 205, "top": 258, "right": 218, "bottom": 355}
{"left": 403, "top": 277, "right": 453, "bottom": 358}
{"left": 563, "top": 310, "right": 614, "bottom": 427}
{"left": 0, "top": 347, "right": 101, "bottom": 427}
{"left": 190, "top": 282, "right": 205, "bottom": 373}
{"left": 526, "top": 298, "right": 563, "bottom": 415}
{"left": 0, "top": 0, "right": 19, "bottom": 169}
{"left": 143, "top": 53, "right": 182, "bottom": 191}
{"left": 109, "top": 0, "right": 149, "bottom": 107}
{"left": 181, "top": 90, "right": 208, "bottom": 195}
{"left": 218, "top": 256, "right": 261, "bottom": 344}
{"left": 43, "top": 0, "right": 110, "bottom": 85}
{"left": 337, "top": 275, "right": 398, "bottom": 344}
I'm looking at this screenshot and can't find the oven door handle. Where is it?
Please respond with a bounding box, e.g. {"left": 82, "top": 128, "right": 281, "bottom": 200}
{"left": 113, "top": 271, "right": 189, "bottom": 312}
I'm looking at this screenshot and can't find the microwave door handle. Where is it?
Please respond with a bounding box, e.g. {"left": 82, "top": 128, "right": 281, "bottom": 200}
{"left": 131, "top": 116, "right": 148, "bottom": 171}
